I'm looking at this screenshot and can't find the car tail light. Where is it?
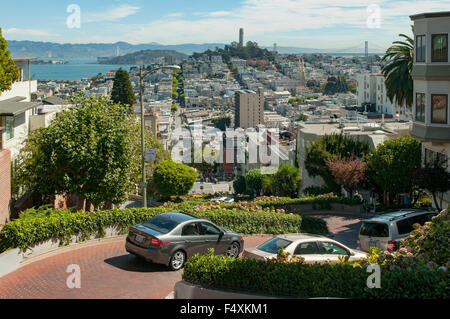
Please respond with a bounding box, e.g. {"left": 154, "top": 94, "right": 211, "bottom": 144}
{"left": 150, "top": 238, "right": 163, "bottom": 247}
{"left": 357, "top": 238, "right": 361, "bottom": 248}
{"left": 387, "top": 240, "right": 398, "bottom": 252}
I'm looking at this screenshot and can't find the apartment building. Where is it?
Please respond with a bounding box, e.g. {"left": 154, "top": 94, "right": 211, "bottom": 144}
{"left": 357, "top": 73, "right": 412, "bottom": 121}
{"left": 0, "top": 57, "right": 40, "bottom": 160}
{"left": 410, "top": 11, "right": 450, "bottom": 209}
{"left": 234, "top": 88, "right": 265, "bottom": 129}
{"left": 0, "top": 57, "right": 39, "bottom": 227}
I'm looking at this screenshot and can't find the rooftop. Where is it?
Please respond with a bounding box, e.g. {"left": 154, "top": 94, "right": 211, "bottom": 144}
{"left": 410, "top": 11, "right": 450, "bottom": 21}
{"left": 0, "top": 98, "right": 41, "bottom": 116}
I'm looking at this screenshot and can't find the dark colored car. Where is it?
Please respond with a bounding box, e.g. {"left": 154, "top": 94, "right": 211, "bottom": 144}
{"left": 125, "top": 212, "right": 244, "bottom": 270}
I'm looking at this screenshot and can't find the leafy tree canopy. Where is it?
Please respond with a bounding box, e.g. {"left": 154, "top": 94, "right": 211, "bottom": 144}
{"left": 0, "top": 29, "right": 19, "bottom": 93}
{"left": 152, "top": 160, "right": 197, "bottom": 198}
{"left": 111, "top": 68, "right": 136, "bottom": 111}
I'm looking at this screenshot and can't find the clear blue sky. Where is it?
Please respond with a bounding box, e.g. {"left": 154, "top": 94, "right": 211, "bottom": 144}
{"left": 1, "top": 0, "right": 449, "bottom": 50}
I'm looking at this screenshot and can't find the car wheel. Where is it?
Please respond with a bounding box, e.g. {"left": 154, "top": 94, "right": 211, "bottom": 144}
{"left": 226, "top": 242, "right": 240, "bottom": 258}
{"left": 169, "top": 250, "right": 186, "bottom": 271}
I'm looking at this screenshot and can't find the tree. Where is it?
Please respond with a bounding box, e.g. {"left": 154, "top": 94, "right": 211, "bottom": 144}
{"left": 326, "top": 156, "right": 367, "bottom": 198}
{"left": 0, "top": 28, "right": 19, "bottom": 93}
{"left": 110, "top": 68, "right": 136, "bottom": 112}
{"left": 152, "top": 160, "right": 197, "bottom": 198}
{"left": 366, "top": 136, "right": 421, "bottom": 205}
{"left": 211, "top": 117, "right": 231, "bottom": 131}
{"left": 16, "top": 94, "right": 140, "bottom": 210}
{"left": 233, "top": 175, "right": 246, "bottom": 195}
{"left": 413, "top": 156, "right": 450, "bottom": 211}
{"left": 270, "top": 164, "right": 300, "bottom": 197}
{"left": 381, "top": 26, "right": 414, "bottom": 108}
{"left": 305, "top": 134, "right": 371, "bottom": 194}
{"left": 245, "top": 169, "right": 263, "bottom": 197}
{"left": 171, "top": 104, "right": 178, "bottom": 113}
{"left": 323, "top": 75, "right": 349, "bottom": 95}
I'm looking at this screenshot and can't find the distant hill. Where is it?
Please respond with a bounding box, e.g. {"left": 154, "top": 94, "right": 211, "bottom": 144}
{"left": 5, "top": 40, "right": 376, "bottom": 59}
{"left": 99, "top": 49, "right": 188, "bottom": 65}
{"left": 6, "top": 40, "right": 227, "bottom": 58}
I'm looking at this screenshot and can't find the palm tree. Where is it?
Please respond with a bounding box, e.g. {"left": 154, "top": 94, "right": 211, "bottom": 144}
{"left": 381, "top": 26, "right": 414, "bottom": 108}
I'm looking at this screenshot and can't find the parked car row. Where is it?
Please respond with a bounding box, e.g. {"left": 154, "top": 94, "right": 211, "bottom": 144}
{"left": 125, "top": 209, "right": 438, "bottom": 271}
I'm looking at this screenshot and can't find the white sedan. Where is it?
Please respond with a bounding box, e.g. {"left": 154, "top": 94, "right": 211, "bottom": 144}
{"left": 244, "top": 234, "right": 367, "bottom": 264}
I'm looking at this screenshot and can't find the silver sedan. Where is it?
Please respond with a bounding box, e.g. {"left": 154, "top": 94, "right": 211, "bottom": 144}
{"left": 244, "top": 234, "right": 367, "bottom": 264}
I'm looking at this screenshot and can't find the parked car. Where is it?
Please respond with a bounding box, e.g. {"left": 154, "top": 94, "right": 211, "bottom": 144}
{"left": 243, "top": 234, "right": 367, "bottom": 264}
{"left": 125, "top": 212, "right": 244, "bottom": 271}
{"left": 210, "top": 197, "right": 234, "bottom": 203}
{"left": 357, "top": 210, "right": 438, "bottom": 252}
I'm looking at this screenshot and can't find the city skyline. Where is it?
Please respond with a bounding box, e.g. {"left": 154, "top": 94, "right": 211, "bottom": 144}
{"left": 1, "top": 0, "right": 450, "bottom": 51}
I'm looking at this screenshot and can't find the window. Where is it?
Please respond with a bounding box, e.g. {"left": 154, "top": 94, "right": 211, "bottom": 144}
{"left": 5, "top": 117, "right": 14, "bottom": 140}
{"left": 257, "top": 237, "right": 292, "bottom": 254}
{"left": 415, "top": 93, "right": 425, "bottom": 122}
{"left": 199, "top": 223, "right": 221, "bottom": 235}
{"left": 294, "top": 242, "right": 320, "bottom": 255}
{"left": 359, "top": 222, "right": 389, "bottom": 237}
{"left": 318, "top": 242, "right": 349, "bottom": 255}
{"left": 416, "top": 35, "right": 426, "bottom": 62}
{"left": 431, "top": 94, "right": 448, "bottom": 124}
{"left": 432, "top": 34, "right": 448, "bottom": 62}
{"left": 142, "top": 215, "right": 181, "bottom": 234}
{"left": 182, "top": 223, "right": 200, "bottom": 236}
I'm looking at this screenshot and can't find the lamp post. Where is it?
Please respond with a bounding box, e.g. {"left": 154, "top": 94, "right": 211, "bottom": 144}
{"left": 139, "top": 64, "right": 181, "bottom": 208}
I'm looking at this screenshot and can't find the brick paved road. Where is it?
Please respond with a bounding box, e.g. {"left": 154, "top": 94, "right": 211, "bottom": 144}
{"left": 0, "top": 236, "right": 270, "bottom": 299}
{"left": 306, "top": 213, "right": 362, "bottom": 248}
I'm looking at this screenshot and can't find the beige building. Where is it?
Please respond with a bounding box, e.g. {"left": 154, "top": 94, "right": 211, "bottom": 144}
{"left": 410, "top": 11, "right": 450, "bottom": 209}
{"left": 234, "top": 88, "right": 265, "bottom": 129}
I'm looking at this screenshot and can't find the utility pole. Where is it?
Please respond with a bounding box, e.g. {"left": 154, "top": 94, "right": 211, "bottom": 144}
{"left": 139, "top": 66, "right": 147, "bottom": 208}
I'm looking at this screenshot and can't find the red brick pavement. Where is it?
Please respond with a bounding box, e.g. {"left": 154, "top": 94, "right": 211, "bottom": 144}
{"left": 0, "top": 236, "right": 271, "bottom": 299}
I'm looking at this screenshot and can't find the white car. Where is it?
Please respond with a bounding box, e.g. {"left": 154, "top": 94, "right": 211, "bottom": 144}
{"left": 210, "top": 197, "right": 234, "bottom": 203}
{"left": 244, "top": 234, "right": 367, "bottom": 264}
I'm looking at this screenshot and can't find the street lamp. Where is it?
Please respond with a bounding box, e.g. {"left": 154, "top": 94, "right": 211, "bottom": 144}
{"left": 139, "top": 64, "right": 181, "bottom": 208}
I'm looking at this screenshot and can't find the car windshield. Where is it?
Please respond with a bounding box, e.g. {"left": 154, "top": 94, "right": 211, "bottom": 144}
{"left": 257, "top": 238, "right": 292, "bottom": 254}
{"left": 141, "top": 215, "right": 181, "bottom": 234}
{"left": 360, "top": 222, "right": 389, "bottom": 237}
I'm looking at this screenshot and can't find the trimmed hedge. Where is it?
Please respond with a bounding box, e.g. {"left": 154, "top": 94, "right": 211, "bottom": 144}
{"left": 0, "top": 207, "right": 168, "bottom": 253}
{"left": 255, "top": 196, "right": 362, "bottom": 210}
{"left": 0, "top": 206, "right": 310, "bottom": 253}
{"left": 183, "top": 252, "right": 449, "bottom": 299}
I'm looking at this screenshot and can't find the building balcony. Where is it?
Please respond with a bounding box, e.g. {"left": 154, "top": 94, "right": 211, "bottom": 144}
{"left": 410, "top": 121, "right": 450, "bottom": 142}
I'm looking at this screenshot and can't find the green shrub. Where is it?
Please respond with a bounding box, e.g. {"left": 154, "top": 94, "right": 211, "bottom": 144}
{"left": 400, "top": 209, "right": 449, "bottom": 266}
{"left": 183, "top": 251, "right": 449, "bottom": 299}
{"left": 253, "top": 195, "right": 362, "bottom": 210}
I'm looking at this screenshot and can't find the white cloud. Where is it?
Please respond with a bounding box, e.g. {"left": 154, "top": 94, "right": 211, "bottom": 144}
{"left": 208, "top": 11, "right": 233, "bottom": 17}
{"left": 3, "top": 28, "right": 59, "bottom": 37}
{"left": 84, "top": 4, "right": 140, "bottom": 23}
{"left": 58, "top": 0, "right": 450, "bottom": 48}
{"left": 167, "top": 13, "right": 184, "bottom": 18}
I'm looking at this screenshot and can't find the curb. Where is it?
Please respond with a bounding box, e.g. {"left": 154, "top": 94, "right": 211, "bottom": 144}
{"left": 0, "top": 235, "right": 126, "bottom": 278}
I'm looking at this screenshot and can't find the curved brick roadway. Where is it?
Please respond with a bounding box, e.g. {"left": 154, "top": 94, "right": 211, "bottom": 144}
{"left": 0, "top": 236, "right": 270, "bottom": 299}
{"left": 0, "top": 215, "right": 361, "bottom": 299}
